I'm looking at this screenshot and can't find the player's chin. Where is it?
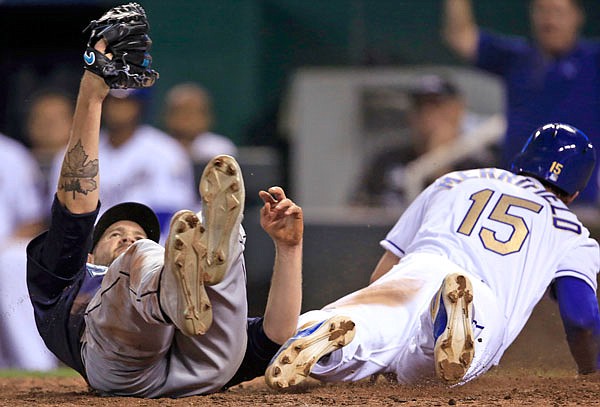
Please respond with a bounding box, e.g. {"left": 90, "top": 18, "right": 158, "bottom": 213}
{"left": 111, "top": 247, "right": 129, "bottom": 262}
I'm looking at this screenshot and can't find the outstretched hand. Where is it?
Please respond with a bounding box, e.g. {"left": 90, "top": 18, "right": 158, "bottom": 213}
{"left": 259, "top": 186, "right": 303, "bottom": 247}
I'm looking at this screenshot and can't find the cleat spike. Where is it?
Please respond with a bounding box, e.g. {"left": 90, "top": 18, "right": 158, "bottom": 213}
{"left": 265, "top": 316, "right": 355, "bottom": 390}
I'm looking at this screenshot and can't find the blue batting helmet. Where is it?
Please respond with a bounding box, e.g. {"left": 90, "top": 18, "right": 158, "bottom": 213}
{"left": 510, "top": 123, "right": 596, "bottom": 195}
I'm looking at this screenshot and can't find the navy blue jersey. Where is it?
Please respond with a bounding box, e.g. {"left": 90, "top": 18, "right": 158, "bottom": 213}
{"left": 26, "top": 197, "right": 100, "bottom": 378}
{"left": 476, "top": 30, "right": 600, "bottom": 203}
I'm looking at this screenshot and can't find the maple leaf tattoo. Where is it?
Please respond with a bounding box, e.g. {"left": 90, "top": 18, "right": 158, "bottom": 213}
{"left": 59, "top": 140, "right": 99, "bottom": 199}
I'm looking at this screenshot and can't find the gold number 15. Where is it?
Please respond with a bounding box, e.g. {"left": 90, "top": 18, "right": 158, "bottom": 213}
{"left": 457, "top": 189, "right": 543, "bottom": 255}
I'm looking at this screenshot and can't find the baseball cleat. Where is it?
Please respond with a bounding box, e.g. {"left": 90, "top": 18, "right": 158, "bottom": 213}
{"left": 162, "top": 155, "right": 245, "bottom": 337}
{"left": 164, "top": 209, "right": 213, "bottom": 336}
{"left": 431, "top": 273, "right": 474, "bottom": 384}
{"left": 265, "top": 316, "right": 356, "bottom": 390}
{"left": 198, "top": 155, "right": 245, "bottom": 285}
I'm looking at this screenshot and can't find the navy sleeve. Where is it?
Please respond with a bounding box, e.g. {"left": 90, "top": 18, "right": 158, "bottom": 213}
{"left": 554, "top": 276, "right": 600, "bottom": 373}
{"left": 223, "top": 317, "right": 282, "bottom": 389}
{"left": 28, "top": 196, "right": 98, "bottom": 290}
{"left": 26, "top": 195, "right": 100, "bottom": 376}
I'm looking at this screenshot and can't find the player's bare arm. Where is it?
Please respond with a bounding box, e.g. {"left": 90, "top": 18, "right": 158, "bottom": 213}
{"left": 56, "top": 38, "right": 110, "bottom": 215}
{"left": 442, "top": 0, "right": 479, "bottom": 61}
{"left": 59, "top": 140, "right": 99, "bottom": 200}
{"left": 259, "top": 186, "right": 304, "bottom": 344}
{"left": 369, "top": 250, "right": 401, "bottom": 284}
{"left": 57, "top": 1, "right": 158, "bottom": 215}
{"left": 568, "top": 329, "right": 598, "bottom": 375}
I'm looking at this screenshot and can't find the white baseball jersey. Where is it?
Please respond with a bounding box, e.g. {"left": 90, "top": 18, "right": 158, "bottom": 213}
{"left": 190, "top": 131, "right": 237, "bottom": 165}
{"left": 0, "top": 134, "right": 44, "bottom": 243}
{"left": 304, "top": 168, "right": 599, "bottom": 384}
{"left": 381, "top": 168, "right": 600, "bottom": 347}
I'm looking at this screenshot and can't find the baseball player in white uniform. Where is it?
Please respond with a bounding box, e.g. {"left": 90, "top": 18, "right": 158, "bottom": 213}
{"left": 266, "top": 123, "right": 600, "bottom": 388}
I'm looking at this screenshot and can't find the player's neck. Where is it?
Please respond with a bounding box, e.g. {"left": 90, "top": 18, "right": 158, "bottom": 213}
{"left": 108, "top": 128, "right": 135, "bottom": 148}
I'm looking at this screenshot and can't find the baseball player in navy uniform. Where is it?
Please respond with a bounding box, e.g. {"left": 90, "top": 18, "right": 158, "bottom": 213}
{"left": 27, "top": 3, "right": 303, "bottom": 398}
{"left": 266, "top": 123, "right": 599, "bottom": 389}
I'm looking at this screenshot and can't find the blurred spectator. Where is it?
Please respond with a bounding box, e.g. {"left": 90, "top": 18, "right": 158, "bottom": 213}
{"left": 0, "top": 132, "right": 55, "bottom": 370}
{"left": 0, "top": 239, "right": 58, "bottom": 371}
{"left": 443, "top": 0, "right": 600, "bottom": 204}
{"left": 163, "top": 83, "right": 237, "bottom": 185}
{"left": 50, "top": 88, "right": 197, "bottom": 239}
{"left": 0, "top": 133, "right": 45, "bottom": 243}
{"left": 351, "top": 74, "right": 497, "bottom": 207}
{"left": 25, "top": 89, "right": 73, "bottom": 204}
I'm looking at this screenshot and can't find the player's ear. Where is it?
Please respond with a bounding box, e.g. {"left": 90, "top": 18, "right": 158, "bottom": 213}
{"left": 564, "top": 191, "right": 579, "bottom": 205}
{"left": 87, "top": 253, "right": 94, "bottom": 263}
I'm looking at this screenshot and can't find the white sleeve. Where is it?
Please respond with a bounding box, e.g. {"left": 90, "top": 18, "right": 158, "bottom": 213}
{"left": 555, "top": 238, "right": 600, "bottom": 292}
{"left": 8, "top": 145, "right": 43, "bottom": 224}
{"left": 380, "top": 184, "right": 433, "bottom": 258}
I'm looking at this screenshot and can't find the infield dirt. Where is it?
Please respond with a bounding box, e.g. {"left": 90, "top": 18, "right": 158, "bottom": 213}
{"left": 2, "top": 295, "right": 599, "bottom": 406}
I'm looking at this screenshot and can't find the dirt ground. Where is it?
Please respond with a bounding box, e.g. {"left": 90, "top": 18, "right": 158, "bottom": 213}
{"left": 2, "top": 295, "right": 599, "bottom": 406}
{"left": 1, "top": 369, "right": 599, "bottom": 407}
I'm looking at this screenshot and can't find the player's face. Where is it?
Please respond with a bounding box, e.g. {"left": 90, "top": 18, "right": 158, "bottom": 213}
{"left": 92, "top": 220, "right": 148, "bottom": 266}
{"left": 102, "top": 97, "right": 142, "bottom": 133}
{"left": 530, "top": 0, "right": 583, "bottom": 56}
{"left": 27, "top": 95, "right": 72, "bottom": 153}
{"left": 409, "top": 96, "right": 464, "bottom": 152}
{"left": 165, "top": 93, "right": 212, "bottom": 142}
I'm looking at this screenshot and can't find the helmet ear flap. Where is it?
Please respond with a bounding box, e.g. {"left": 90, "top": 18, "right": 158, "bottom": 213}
{"left": 509, "top": 123, "right": 596, "bottom": 196}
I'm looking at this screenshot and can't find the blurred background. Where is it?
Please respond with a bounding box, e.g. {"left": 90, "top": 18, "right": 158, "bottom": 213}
{"left": 2, "top": 0, "right": 600, "bottom": 302}
{"left": 2, "top": 0, "right": 600, "bottom": 206}
{"left": 0, "top": 0, "right": 523, "bottom": 148}
{"left": 1, "top": 0, "right": 599, "bottom": 371}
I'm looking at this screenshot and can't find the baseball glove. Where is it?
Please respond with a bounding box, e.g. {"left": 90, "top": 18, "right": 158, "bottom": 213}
{"left": 82, "top": 2, "right": 159, "bottom": 89}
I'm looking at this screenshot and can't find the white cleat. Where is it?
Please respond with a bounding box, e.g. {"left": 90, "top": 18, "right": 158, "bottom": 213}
{"left": 162, "top": 154, "right": 245, "bottom": 337}
{"left": 431, "top": 273, "right": 475, "bottom": 384}
{"left": 265, "top": 315, "right": 356, "bottom": 390}
{"left": 163, "top": 210, "right": 212, "bottom": 336}
{"left": 198, "top": 154, "right": 245, "bottom": 286}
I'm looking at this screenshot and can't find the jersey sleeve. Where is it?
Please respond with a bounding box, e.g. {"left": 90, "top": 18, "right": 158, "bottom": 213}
{"left": 26, "top": 195, "right": 99, "bottom": 376}
{"left": 2, "top": 140, "right": 44, "bottom": 237}
{"left": 380, "top": 184, "right": 433, "bottom": 257}
{"left": 554, "top": 238, "right": 600, "bottom": 292}
{"left": 476, "top": 30, "right": 528, "bottom": 77}
{"left": 222, "top": 317, "right": 281, "bottom": 389}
